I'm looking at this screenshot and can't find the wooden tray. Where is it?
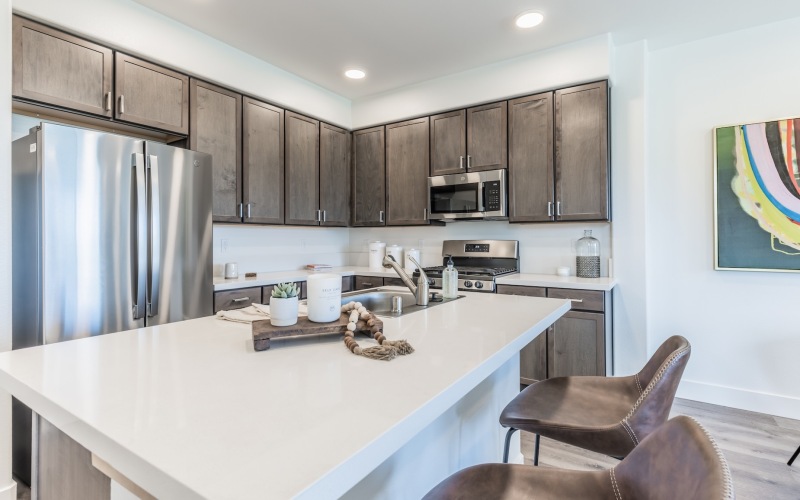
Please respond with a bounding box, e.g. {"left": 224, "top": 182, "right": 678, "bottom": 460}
{"left": 252, "top": 314, "right": 383, "bottom": 351}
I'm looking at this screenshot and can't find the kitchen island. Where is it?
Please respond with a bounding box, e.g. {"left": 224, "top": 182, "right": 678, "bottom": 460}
{"left": 0, "top": 290, "right": 569, "bottom": 499}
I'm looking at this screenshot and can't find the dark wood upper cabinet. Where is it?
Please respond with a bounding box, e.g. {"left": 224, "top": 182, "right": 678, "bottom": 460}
{"left": 466, "top": 101, "right": 507, "bottom": 172}
{"left": 555, "top": 81, "right": 609, "bottom": 221}
{"left": 386, "top": 117, "right": 430, "bottom": 226}
{"left": 320, "top": 123, "right": 351, "bottom": 226}
{"left": 429, "top": 110, "right": 466, "bottom": 176}
{"left": 12, "top": 16, "right": 113, "bottom": 117}
{"left": 508, "top": 92, "right": 554, "bottom": 222}
{"left": 189, "top": 79, "right": 242, "bottom": 223}
{"left": 115, "top": 53, "right": 189, "bottom": 135}
{"left": 243, "top": 97, "right": 284, "bottom": 224}
{"left": 351, "top": 126, "right": 386, "bottom": 227}
{"left": 285, "top": 111, "right": 320, "bottom": 226}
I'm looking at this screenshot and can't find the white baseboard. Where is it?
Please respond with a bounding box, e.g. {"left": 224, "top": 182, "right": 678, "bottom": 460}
{"left": 677, "top": 379, "right": 800, "bottom": 420}
{"left": 0, "top": 480, "right": 17, "bottom": 500}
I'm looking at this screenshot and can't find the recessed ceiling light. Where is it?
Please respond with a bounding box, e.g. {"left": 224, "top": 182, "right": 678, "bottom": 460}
{"left": 345, "top": 69, "right": 366, "bottom": 80}
{"left": 515, "top": 11, "right": 544, "bottom": 29}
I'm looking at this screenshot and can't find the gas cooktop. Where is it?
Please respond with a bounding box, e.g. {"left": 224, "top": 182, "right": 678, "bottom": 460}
{"left": 413, "top": 240, "right": 519, "bottom": 293}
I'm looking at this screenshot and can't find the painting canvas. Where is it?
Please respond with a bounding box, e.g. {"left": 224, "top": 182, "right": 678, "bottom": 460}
{"left": 715, "top": 119, "right": 800, "bottom": 272}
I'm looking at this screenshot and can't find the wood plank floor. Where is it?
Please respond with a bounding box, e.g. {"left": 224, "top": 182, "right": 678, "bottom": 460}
{"left": 14, "top": 399, "right": 800, "bottom": 499}
{"left": 520, "top": 398, "right": 800, "bottom": 499}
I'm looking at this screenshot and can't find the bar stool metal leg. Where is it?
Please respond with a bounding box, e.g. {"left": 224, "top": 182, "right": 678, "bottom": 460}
{"left": 502, "top": 427, "right": 518, "bottom": 464}
{"left": 533, "top": 433, "right": 540, "bottom": 466}
{"left": 789, "top": 444, "right": 800, "bottom": 466}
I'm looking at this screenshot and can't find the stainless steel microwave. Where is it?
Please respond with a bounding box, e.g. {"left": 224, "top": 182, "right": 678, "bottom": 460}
{"left": 427, "top": 169, "right": 508, "bottom": 221}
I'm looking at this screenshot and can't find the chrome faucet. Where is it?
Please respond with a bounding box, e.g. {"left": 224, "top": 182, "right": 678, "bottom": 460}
{"left": 382, "top": 255, "right": 430, "bottom": 306}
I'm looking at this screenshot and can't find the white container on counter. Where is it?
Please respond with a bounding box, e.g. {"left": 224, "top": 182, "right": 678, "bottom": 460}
{"left": 387, "top": 244, "right": 403, "bottom": 264}
{"left": 405, "top": 248, "right": 421, "bottom": 272}
{"left": 306, "top": 273, "right": 342, "bottom": 323}
{"left": 368, "top": 241, "right": 387, "bottom": 269}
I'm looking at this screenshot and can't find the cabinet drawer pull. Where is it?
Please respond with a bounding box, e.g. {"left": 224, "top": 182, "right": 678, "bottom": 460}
{"left": 232, "top": 297, "right": 250, "bottom": 303}
{"left": 567, "top": 298, "right": 583, "bottom": 303}
{"left": 361, "top": 282, "right": 373, "bottom": 287}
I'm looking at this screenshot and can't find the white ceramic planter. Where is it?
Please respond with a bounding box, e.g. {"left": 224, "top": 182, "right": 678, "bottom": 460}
{"left": 270, "top": 296, "right": 299, "bottom": 326}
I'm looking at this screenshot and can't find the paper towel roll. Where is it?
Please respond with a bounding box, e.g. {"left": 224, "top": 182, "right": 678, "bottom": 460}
{"left": 368, "top": 241, "right": 386, "bottom": 269}
{"left": 306, "top": 273, "right": 342, "bottom": 323}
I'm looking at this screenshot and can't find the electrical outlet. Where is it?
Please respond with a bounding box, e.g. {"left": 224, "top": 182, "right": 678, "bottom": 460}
{"left": 301, "top": 239, "right": 307, "bottom": 249}
{"left": 221, "top": 238, "right": 228, "bottom": 254}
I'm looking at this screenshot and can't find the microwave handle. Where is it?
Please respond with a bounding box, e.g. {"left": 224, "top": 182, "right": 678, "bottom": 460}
{"left": 480, "top": 184, "right": 486, "bottom": 212}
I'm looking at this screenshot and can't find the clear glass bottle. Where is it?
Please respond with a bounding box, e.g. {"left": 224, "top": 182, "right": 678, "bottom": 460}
{"left": 442, "top": 255, "right": 459, "bottom": 299}
{"left": 576, "top": 230, "right": 600, "bottom": 278}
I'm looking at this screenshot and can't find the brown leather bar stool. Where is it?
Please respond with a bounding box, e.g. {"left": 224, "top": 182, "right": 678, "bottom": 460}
{"left": 501, "top": 335, "right": 690, "bottom": 464}
{"left": 423, "top": 415, "right": 734, "bottom": 500}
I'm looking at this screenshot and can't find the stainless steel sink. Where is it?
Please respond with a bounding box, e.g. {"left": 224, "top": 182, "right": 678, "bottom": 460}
{"left": 340, "top": 287, "right": 463, "bottom": 317}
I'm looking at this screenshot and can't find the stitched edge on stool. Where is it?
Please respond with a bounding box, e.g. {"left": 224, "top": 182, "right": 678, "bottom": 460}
{"left": 634, "top": 373, "right": 643, "bottom": 394}
{"left": 623, "top": 346, "right": 690, "bottom": 422}
{"left": 609, "top": 467, "right": 622, "bottom": 500}
{"left": 621, "top": 419, "right": 639, "bottom": 446}
{"left": 686, "top": 416, "right": 735, "bottom": 500}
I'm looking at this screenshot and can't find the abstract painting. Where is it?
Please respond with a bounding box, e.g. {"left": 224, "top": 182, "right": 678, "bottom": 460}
{"left": 715, "top": 119, "right": 800, "bottom": 272}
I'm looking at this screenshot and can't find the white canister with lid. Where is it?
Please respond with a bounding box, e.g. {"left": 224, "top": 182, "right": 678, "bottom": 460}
{"left": 404, "top": 248, "right": 421, "bottom": 272}
{"left": 368, "top": 241, "right": 387, "bottom": 269}
{"left": 306, "top": 273, "right": 342, "bottom": 323}
{"left": 386, "top": 244, "right": 403, "bottom": 265}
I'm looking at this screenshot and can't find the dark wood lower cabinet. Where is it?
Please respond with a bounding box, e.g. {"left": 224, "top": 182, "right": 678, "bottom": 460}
{"left": 214, "top": 287, "right": 262, "bottom": 313}
{"left": 497, "top": 284, "right": 610, "bottom": 384}
{"left": 354, "top": 276, "right": 383, "bottom": 290}
{"left": 547, "top": 311, "right": 605, "bottom": 378}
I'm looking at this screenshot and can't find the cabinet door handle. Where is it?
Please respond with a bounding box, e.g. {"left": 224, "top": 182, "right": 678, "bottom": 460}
{"left": 379, "top": 210, "right": 385, "bottom": 223}
{"left": 423, "top": 208, "right": 428, "bottom": 220}
{"left": 119, "top": 95, "right": 125, "bottom": 114}
{"left": 556, "top": 201, "right": 562, "bottom": 217}
{"left": 232, "top": 297, "right": 250, "bottom": 303}
{"left": 238, "top": 203, "right": 243, "bottom": 218}
{"left": 322, "top": 210, "right": 327, "bottom": 222}
{"left": 105, "top": 92, "right": 112, "bottom": 111}
{"left": 467, "top": 155, "right": 472, "bottom": 169}
{"left": 547, "top": 201, "right": 553, "bottom": 217}
{"left": 247, "top": 203, "right": 252, "bottom": 218}
{"left": 459, "top": 156, "right": 464, "bottom": 169}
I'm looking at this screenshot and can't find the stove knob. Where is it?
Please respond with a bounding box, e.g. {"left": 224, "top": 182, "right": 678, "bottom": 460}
{"left": 474, "top": 281, "right": 484, "bottom": 289}
{"left": 464, "top": 281, "right": 473, "bottom": 288}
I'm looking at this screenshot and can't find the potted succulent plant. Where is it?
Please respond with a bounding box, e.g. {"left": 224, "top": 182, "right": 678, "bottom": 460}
{"left": 270, "top": 282, "right": 300, "bottom": 326}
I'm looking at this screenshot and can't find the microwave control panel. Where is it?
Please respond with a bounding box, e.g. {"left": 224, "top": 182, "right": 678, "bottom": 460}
{"left": 484, "top": 181, "right": 502, "bottom": 211}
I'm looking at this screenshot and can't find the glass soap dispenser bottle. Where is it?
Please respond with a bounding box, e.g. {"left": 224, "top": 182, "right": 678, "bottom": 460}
{"left": 576, "top": 230, "right": 600, "bottom": 278}
{"left": 442, "top": 254, "right": 458, "bottom": 299}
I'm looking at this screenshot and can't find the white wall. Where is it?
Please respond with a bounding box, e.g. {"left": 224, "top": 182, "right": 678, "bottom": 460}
{"left": 212, "top": 225, "right": 350, "bottom": 276}
{"left": 647, "top": 18, "right": 800, "bottom": 418}
{"left": 349, "top": 223, "right": 612, "bottom": 277}
{"left": 13, "top": 0, "right": 352, "bottom": 128}
{"left": 352, "top": 35, "right": 611, "bottom": 129}
{"left": 609, "top": 40, "right": 649, "bottom": 375}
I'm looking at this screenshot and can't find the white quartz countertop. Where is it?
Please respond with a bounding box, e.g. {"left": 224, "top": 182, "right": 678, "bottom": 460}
{"left": 496, "top": 273, "right": 617, "bottom": 291}
{"left": 0, "top": 290, "right": 569, "bottom": 499}
{"left": 214, "top": 266, "right": 402, "bottom": 291}
{"left": 215, "top": 267, "right": 618, "bottom": 292}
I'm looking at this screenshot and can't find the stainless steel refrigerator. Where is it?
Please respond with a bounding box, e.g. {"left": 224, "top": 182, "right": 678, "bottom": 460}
{"left": 11, "top": 123, "right": 213, "bottom": 493}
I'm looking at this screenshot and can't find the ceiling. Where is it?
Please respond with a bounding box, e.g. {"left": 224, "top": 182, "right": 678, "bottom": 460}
{"left": 132, "top": 0, "right": 800, "bottom": 100}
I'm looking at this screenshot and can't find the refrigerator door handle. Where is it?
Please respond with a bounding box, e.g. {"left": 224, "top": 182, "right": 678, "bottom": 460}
{"left": 132, "top": 153, "right": 147, "bottom": 320}
{"left": 147, "top": 155, "right": 161, "bottom": 317}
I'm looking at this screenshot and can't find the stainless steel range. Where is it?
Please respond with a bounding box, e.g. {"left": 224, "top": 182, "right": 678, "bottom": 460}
{"left": 413, "top": 240, "right": 519, "bottom": 293}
